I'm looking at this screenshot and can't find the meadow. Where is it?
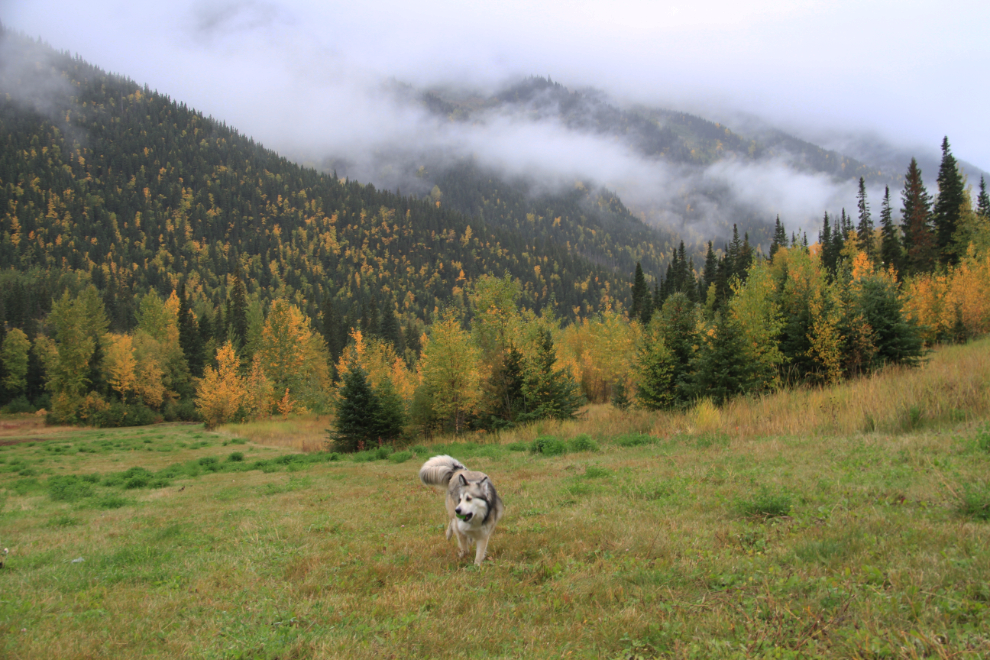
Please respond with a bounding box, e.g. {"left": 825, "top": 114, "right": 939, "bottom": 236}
{"left": 1, "top": 338, "right": 990, "bottom": 659}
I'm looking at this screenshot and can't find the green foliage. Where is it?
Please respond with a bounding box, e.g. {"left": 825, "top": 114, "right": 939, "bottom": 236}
{"left": 689, "top": 312, "right": 755, "bottom": 406}
{"left": 530, "top": 436, "right": 568, "bottom": 456}
{"left": 634, "top": 317, "right": 678, "bottom": 411}
{"left": 47, "top": 475, "right": 94, "bottom": 502}
{"left": 614, "top": 433, "right": 657, "bottom": 447}
{"left": 958, "top": 481, "right": 990, "bottom": 521}
{"left": 519, "top": 328, "right": 583, "bottom": 421}
{"left": 329, "top": 362, "right": 403, "bottom": 452}
{"left": 568, "top": 434, "right": 599, "bottom": 452}
{"left": 736, "top": 486, "right": 793, "bottom": 519}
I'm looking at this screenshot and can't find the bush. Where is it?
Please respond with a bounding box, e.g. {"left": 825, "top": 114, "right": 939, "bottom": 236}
{"left": 530, "top": 436, "right": 568, "bottom": 456}
{"left": 47, "top": 475, "right": 94, "bottom": 502}
{"left": 1, "top": 396, "right": 35, "bottom": 414}
{"left": 164, "top": 398, "right": 201, "bottom": 422}
{"left": 389, "top": 450, "right": 413, "bottom": 464}
{"left": 568, "top": 434, "right": 599, "bottom": 452}
{"left": 90, "top": 401, "right": 162, "bottom": 428}
{"left": 227, "top": 452, "right": 244, "bottom": 462}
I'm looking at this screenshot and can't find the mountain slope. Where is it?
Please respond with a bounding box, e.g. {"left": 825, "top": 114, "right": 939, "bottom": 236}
{"left": 0, "top": 28, "right": 632, "bottom": 338}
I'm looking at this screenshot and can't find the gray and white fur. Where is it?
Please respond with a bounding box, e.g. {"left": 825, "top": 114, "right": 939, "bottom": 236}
{"left": 419, "top": 455, "right": 505, "bottom": 566}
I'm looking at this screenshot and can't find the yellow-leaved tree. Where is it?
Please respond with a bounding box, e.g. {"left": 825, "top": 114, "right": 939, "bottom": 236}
{"left": 195, "top": 341, "right": 246, "bottom": 429}
{"left": 257, "top": 298, "right": 331, "bottom": 413}
{"left": 417, "top": 309, "right": 481, "bottom": 434}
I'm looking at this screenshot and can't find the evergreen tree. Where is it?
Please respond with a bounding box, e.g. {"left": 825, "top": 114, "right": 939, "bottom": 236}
{"left": 856, "top": 177, "right": 877, "bottom": 262}
{"left": 770, "top": 216, "right": 787, "bottom": 259}
{"left": 177, "top": 281, "right": 203, "bottom": 377}
{"left": 657, "top": 292, "right": 697, "bottom": 403}
{"left": 629, "top": 262, "right": 649, "bottom": 323}
{"left": 933, "top": 137, "right": 965, "bottom": 265}
{"left": 610, "top": 377, "right": 631, "bottom": 411}
{"left": 372, "top": 375, "right": 406, "bottom": 443}
{"left": 853, "top": 275, "right": 924, "bottom": 370}
{"left": 379, "top": 297, "right": 403, "bottom": 352}
{"left": 633, "top": 317, "right": 677, "bottom": 410}
{"left": 702, "top": 241, "right": 718, "bottom": 294}
{"left": 820, "top": 211, "right": 836, "bottom": 275}
{"left": 689, "top": 311, "right": 753, "bottom": 406}
{"left": 229, "top": 272, "right": 249, "bottom": 350}
{"left": 520, "top": 329, "right": 583, "bottom": 421}
{"left": 878, "top": 185, "right": 903, "bottom": 276}
{"left": 321, "top": 297, "right": 347, "bottom": 365}
{"left": 977, "top": 175, "right": 990, "bottom": 220}
{"left": 900, "top": 158, "right": 936, "bottom": 275}
{"left": 329, "top": 361, "right": 381, "bottom": 452}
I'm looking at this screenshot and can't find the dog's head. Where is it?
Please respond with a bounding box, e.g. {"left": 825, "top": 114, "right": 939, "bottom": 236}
{"left": 453, "top": 474, "right": 493, "bottom": 524}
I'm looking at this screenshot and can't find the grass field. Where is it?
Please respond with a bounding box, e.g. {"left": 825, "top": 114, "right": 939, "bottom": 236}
{"left": 2, "top": 340, "right": 990, "bottom": 659}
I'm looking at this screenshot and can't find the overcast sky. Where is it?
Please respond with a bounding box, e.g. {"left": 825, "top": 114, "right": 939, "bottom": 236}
{"left": 4, "top": 0, "right": 989, "bottom": 239}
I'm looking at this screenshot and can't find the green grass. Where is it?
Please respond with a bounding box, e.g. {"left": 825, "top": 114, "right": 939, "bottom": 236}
{"left": 2, "top": 357, "right": 990, "bottom": 657}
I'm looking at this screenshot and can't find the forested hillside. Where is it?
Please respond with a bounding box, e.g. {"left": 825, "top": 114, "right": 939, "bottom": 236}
{"left": 0, "top": 27, "right": 629, "bottom": 343}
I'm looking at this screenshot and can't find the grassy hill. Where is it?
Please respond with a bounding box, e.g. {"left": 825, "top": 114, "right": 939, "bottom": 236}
{"left": 2, "top": 337, "right": 989, "bottom": 658}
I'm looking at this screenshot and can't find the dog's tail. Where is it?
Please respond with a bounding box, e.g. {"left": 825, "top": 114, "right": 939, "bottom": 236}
{"left": 419, "top": 455, "right": 467, "bottom": 487}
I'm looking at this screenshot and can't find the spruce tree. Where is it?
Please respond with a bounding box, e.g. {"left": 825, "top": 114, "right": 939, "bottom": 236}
{"left": 330, "top": 362, "right": 381, "bottom": 452}
{"left": 977, "top": 175, "right": 990, "bottom": 220}
{"left": 689, "top": 311, "right": 752, "bottom": 406}
{"left": 933, "top": 137, "right": 965, "bottom": 265}
{"left": 900, "top": 158, "right": 936, "bottom": 275}
{"left": 856, "top": 177, "right": 876, "bottom": 262}
{"left": 820, "top": 211, "right": 836, "bottom": 276}
{"left": 177, "top": 281, "right": 203, "bottom": 377}
{"left": 770, "top": 216, "right": 787, "bottom": 259}
{"left": 229, "top": 272, "right": 249, "bottom": 350}
{"left": 520, "top": 329, "right": 583, "bottom": 421}
{"left": 629, "top": 262, "right": 649, "bottom": 323}
{"left": 633, "top": 318, "right": 677, "bottom": 410}
{"left": 878, "top": 186, "right": 903, "bottom": 276}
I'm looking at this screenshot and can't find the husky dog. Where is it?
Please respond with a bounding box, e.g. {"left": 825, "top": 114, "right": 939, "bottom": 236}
{"left": 419, "top": 455, "right": 505, "bottom": 566}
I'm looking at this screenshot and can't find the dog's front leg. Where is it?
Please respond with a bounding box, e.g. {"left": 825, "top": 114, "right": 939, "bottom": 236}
{"left": 454, "top": 529, "right": 470, "bottom": 559}
{"left": 474, "top": 536, "right": 489, "bottom": 566}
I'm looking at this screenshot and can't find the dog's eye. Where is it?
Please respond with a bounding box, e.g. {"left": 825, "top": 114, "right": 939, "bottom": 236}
{"left": 465, "top": 496, "right": 472, "bottom": 501}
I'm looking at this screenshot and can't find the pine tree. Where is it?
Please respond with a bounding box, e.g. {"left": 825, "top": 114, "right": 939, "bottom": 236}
{"left": 229, "top": 272, "right": 249, "bottom": 350}
{"left": 177, "top": 281, "right": 203, "bottom": 377}
{"left": 689, "top": 311, "right": 753, "bottom": 406}
{"left": 330, "top": 361, "right": 381, "bottom": 452}
{"left": 900, "top": 158, "right": 936, "bottom": 275}
{"left": 820, "top": 211, "right": 836, "bottom": 275}
{"left": 933, "top": 137, "right": 965, "bottom": 265}
{"left": 629, "top": 262, "right": 649, "bottom": 323}
{"left": 878, "top": 185, "right": 903, "bottom": 276}
{"left": 977, "top": 175, "right": 990, "bottom": 220}
{"left": 379, "top": 297, "right": 403, "bottom": 353}
{"left": 770, "top": 216, "right": 787, "bottom": 259}
{"left": 372, "top": 375, "right": 406, "bottom": 443}
{"left": 856, "top": 177, "right": 877, "bottom": 262}
{"left": 633, "top": 317, "right": 677, "bottom": 410}
{"left": 610, "top": 378, "right": 631, "bottom": 411}
{"left": 520, "top": 329, "right": 583, "bottom": 421}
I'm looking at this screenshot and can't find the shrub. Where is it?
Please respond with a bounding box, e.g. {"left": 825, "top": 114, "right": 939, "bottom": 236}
{"left": 389, "top": 450, "right": 413, "bottom": 464}
{"left": 47, "top": 475, "right": 94, "bottom": 502}
{"left": 530, "top": 436, "right": 568, "bottom": 456}
{"left": 1, "top": 396, "right": 35, "bottom": 414}
{"left": 568, "top": 434, "right": 600, "bottom": 452}
{"left": 227, "top": 452, "right": 244, "bottom": 462}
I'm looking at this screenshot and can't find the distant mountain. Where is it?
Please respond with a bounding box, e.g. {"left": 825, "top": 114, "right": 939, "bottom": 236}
{"left": 324, "top": 76, "right": 928, "bottom": 259}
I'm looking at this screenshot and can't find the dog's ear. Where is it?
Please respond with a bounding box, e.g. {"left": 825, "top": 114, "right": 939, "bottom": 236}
{"left": 480, "top": 476, "right": 489, "bottom": 484}
{"left": 458, "top": 473, "right": 468, "bottom": 486}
